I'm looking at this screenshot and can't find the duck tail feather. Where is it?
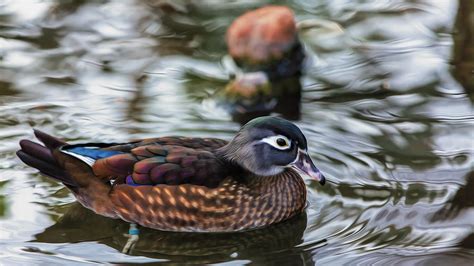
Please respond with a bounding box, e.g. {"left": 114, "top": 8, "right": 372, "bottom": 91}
{"left": 17, "top": 140, "right": 78, "bottom": 188}
{"left": 33, "top": 129, "right": 67, "bottom": 150}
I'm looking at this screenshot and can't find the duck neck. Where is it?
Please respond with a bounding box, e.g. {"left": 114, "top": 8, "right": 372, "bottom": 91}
{"left": 249, "top": 168, "right": 307, "bottom": 214}
{"left": 248, "top": 168, "right": 306, "bottom": 192}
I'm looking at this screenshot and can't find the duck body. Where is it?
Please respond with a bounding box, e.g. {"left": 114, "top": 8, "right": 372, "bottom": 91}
{"left": 17, "top": 117, "right": 324, "bottom": 232}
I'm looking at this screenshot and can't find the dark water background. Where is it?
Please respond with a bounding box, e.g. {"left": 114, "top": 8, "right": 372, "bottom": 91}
{"left": 0, "top": 0, "right": 473, "bottom": 265}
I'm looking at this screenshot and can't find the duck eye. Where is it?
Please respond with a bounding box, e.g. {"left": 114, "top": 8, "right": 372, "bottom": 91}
{"left": 276, "top": 138, "right": 287, "bottom": 147}
{"left": 260, "top": 135, "right": 291, "bottom": 150}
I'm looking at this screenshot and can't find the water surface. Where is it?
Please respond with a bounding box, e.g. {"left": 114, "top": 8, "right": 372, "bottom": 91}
{"left": 0, "top": 0, "right": 473, "bottom": 265}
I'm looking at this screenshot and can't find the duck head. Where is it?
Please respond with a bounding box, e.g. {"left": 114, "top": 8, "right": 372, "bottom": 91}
{"left": 218, "top": 116, "right": 325, "bottom": 185}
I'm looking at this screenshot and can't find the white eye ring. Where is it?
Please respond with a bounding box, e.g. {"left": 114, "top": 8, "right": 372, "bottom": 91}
{"left": 260, "top": 135, "right": 292, "bottom": 150}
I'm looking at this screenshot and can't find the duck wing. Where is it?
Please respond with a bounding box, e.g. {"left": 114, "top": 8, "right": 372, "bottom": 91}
{"left": 54, "top": 135, "right": 229, "bottom": 188}
{"left": 100, "top": 136, "right": 228, "bottom": 152}
{"left": 89, "top": 143, "right": 228, "bottom": 187}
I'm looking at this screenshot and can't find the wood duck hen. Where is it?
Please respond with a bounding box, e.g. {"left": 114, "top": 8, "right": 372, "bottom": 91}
{"left": 17, "top": 116, "right": 325, "bottom": 232}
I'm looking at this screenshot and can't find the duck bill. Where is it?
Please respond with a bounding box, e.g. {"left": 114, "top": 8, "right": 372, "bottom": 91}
{"left": 292, "top": 149, "right": 326, "bottom": 185}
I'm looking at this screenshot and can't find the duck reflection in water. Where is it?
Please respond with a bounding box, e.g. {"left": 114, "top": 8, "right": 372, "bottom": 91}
{"left": 222, "top": 6, "right": 305, "bottom": 124}
{"left": 223, "top": 75, "right": 302, "bottom": 125}
{"left": 33, "top": 203, "right": 322, "bottom": 262}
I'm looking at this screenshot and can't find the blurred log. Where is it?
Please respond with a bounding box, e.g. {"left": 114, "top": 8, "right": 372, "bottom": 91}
{"left": 452, "top": 0, "right": 474, "bottom": 98}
